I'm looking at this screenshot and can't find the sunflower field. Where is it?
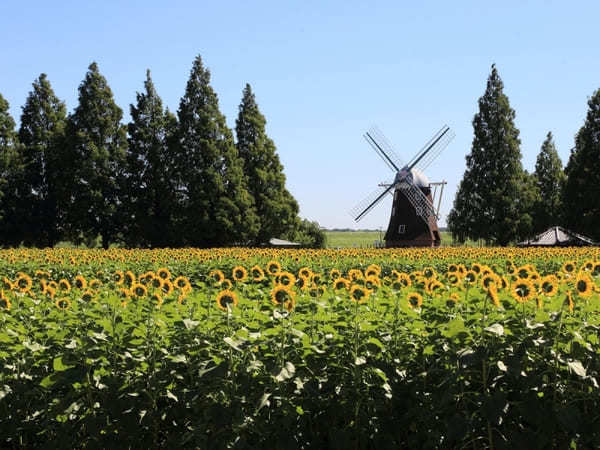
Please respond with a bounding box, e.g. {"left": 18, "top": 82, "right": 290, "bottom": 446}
{"left": 1, "top": 247, "right": 600, "bottom": 449}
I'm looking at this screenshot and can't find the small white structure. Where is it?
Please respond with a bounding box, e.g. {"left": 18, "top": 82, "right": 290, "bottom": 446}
{"left": 267, "top": 238, "right": 301, "bottom": 248}
{"left": 517, "top": 226, "right": 596, "bottom": 247}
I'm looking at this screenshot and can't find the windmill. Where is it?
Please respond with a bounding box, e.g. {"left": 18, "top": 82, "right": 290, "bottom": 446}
{"left": 350, "top": 125, "right": 455, "bottom": 247}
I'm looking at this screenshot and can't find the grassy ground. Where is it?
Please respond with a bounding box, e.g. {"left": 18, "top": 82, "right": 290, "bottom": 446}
{"left": 324, "top": 230, "right": 477, "bottom": 248}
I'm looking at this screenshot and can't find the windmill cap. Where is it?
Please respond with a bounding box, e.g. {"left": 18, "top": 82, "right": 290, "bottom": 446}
{"left": 411, "top": 168, "right": 429, "bottom": 188}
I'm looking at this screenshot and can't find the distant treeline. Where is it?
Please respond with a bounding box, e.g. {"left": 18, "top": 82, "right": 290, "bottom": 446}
{"left": 0, "top": 55, "right": 325, "bottom": 248}
{"left": 448, "top": 64, "right": 600, "bottom": 245}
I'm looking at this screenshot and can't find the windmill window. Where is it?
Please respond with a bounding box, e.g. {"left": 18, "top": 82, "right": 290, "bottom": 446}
{"left": 398, "top": 224, "right": 406, "bottom": 234}
{"left": 391, "top": 206, "right": 396, "bottom": 216}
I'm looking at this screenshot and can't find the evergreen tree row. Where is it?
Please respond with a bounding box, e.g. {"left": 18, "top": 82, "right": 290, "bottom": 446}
{"left": 0, "top": 55, "right": 324, "bottom": 248}
{"left": 448, "top": 64, "right": 600, "bottom": 245}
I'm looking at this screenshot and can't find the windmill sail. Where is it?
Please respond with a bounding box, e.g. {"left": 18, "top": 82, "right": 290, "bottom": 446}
{"left": 364, "top": 126, "right": 403, "bottom": 172}
{"left": 398, "top": 181, "right": 438, "bottom": 222}
{"left": 349, "top": 123, "right": 453, "bottom": 247}
{"left": 412, "top": 127, "right": 455, "bottom": 173}
{"left": 350, "top": 181, "right": 395, "bottom": 222}
{"left": 406, "top": 125, "right": 453, "bottom": 171}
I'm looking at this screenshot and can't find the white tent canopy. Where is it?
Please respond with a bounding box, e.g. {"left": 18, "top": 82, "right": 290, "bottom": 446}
{"left": 517, "top": 226, "right": 596, "bottom": 247}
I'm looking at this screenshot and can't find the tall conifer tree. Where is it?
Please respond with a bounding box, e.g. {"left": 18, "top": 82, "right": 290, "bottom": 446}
{"left": 563, "top": 88, "right": 600, "bottom": 240}
{"left": 126, "top": 70, "right": 178, "bottom": 247}
{"left": 65, "top": 62, "right": 128, "bottom": 248}
{"left": 0, "top": 94, "right": 24, "bottom": 246}
{"left": 18, "top": 74, "right": 67, "bottom": 246}
{"left": 532, "top": 132, "right": 564, "bottom": 233}
{"left": 235, "top": 84, "right": 299, "bottom": 244}
{"left": 174, "top": 55, "right": 258, "bottom": 246}
{"left": 448, "top": 64, "right": 532, "bottom": 245}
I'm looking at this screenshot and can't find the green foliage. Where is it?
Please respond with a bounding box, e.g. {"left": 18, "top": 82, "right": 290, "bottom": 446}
{"left": 1, "top": 250, "right": 600, "bottom": 448}
{"left": 286, "top": 218, "right": 326, "bottom": 248}
{"left": 0, "top": 93, "right": 25, "bottom": 246}
{"left": 64, "top": 63, "right": 128, "bottom": 249}
{"left": 173, "top": 56, "right": 259, "bottom": 246}
{"left": 563, "top": 88, "right": 600, "bottom": 241}
{"left": 235, "top": 84, "right": 299, "bottom": 244}
{"left": 448, "top": 65, "right": 533, "bottom": 245}
{"left": 532, "top": 132, "right": 565, "bottom": 233}
{"left": 0, "top": 56, "right": 324, "bottom": 248}
{"left": 125, "top": 70, "right": 178, "bottom": 247}
{"left": 18, "top": 74, "right": 67, "bottom": 247}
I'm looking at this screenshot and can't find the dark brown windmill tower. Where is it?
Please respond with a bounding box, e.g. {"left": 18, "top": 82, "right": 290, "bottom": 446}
{"left": 350, "top": 126, "right": 454, "bottom": 247}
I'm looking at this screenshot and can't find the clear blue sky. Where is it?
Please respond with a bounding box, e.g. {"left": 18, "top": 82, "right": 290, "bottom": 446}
{"left": 1, "top": 1, "right": 599, "bottom": 230}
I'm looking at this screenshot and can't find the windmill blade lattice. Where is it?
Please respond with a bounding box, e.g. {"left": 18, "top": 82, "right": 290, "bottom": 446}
{"left": 398, "top": 181, "right": 438, "bottom": 222}
{"left": 350, "top": 180, "right": 395, "bottom": 222}
{"left": 413, "top": 127, "right": 455, "bottom": 173}
{"left": 406, "top": 125, "right": 454, "bottom": 172}
{"left": 364, "top": 126, "right": 404, "bottom": 172}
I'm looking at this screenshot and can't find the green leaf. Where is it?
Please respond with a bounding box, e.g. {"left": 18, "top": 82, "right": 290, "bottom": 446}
{"left": 367, "top": 337, "right": 385, "bottom": 350}
{"left": 53, "top": 356, "right": 74, "bottom": 372}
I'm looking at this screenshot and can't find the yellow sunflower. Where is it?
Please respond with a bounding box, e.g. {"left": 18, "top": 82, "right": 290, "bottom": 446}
{"left": 250, "top": 265, "right": 265, "bottom": 281}
{"left": 575, "top": 273, "right": 593, "bottom": 298}
{"left": 562, "top": 260, "right": 576, "bottom": 276}
{"left": 208, "top": 269, "right": 225, "bottom": 284}
{"left": 423, "top": 266, "right": 437, "bottom": 279}
{"left": 15, "top": 273, "right": 33, "bottom": 293}
{"left": 295, "top": 276, "right": 310, "bottom": 291}
{"left": 298, "top": 267, "right": 313, "bottom": 280}
{"left": 174, "top": 275, "right": 191, "bottom": 291}
{"left": 364, "top": 275, "right": 381, "bottom": 292}
{"left": 540, "top": 275, "right": 558, "bottom": 297}
{"left": 276, "top": 271, "right": 296, "bottom": 287}
{"left": 131, "top": 283, "right": 148, "bottom": 298}
{"left": 150, "top": 276, "right": 163, "bottom": 290}
{"left": 0, "top": 291, "right": 11, "bottom": 310}
{"left": 161, "top": 279, "right": 174, "bottom": 296}
{"left": 511, "top": 280, "right": 534, "bottom": 303}
{"left": 216, "top": 290, "right": 238, "bottom": 310}
{"left": 426, "top": 279, "right": 444, "bottom": 297}
{"left": 1, "top": 277, "right": 13, "bottom": 291}
{"left": 114, "top": 270, "right": 125, "bottom": 285}
{"left": 219, "top": 279, "right": 233, "bottom": 290}
{"left": 266, "top": 260, "right": 281, "bottom": 276}
{"left": 157, "top": 267, "right": 172, "bottom": 280}
{"left": 446, "top": 272, "right": 461, "bottom": 287}
{"left": 311, "top": 273, "right": 323, "bottom": 285}
{"left": 348, "top": 269, "right": 364, "bottom": 281}
{"left": 481, "top": 273, "right": 500, "bottom": 291}
{"left": 81, "top": 290, "right": 95, "bottom": 302}
{"left": 55, "top": 297, "right": 71, "bottom": 310}
{"left": 464, "top": 270, "right": 478, "bottom": 286}
{"left": 365, "top": 264, "right": 381, "bottom": 278}
{"left": 232, "top": 266, "right": 248, "bottom": 282}
{"left": 270, "top": 285, "right": 296, "bottom": 311}
{"left": 89, "top": 279, "right": 102, "bottom": 291}
{"left": 58, "top": 279, "right": 71, "bottom": 293}
{"left": 333, "top": 277, "right": 351, "bottom": 291}
{"left": 349, "top": 284, "right": 369, "bottom": 303}
{"left": 124, "top": 271, "right": 136, "bottom": 287}
{"left": 407, "top": 292, "right": 423, "bottom": 309}
{"left": 73, "top": 275, "right": 87, "bottom": 290}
